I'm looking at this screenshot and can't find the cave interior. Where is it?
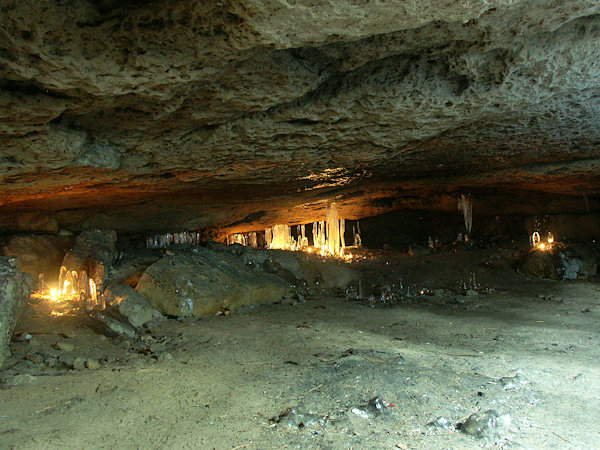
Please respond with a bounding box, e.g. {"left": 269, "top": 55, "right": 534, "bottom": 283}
{"left": 0, "top": 1, "right": 599, "bottom": 448}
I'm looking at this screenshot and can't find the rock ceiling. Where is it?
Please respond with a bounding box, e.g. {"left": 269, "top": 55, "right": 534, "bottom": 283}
{"left": 0, "top": 0, "right": 599, "bottom": 234}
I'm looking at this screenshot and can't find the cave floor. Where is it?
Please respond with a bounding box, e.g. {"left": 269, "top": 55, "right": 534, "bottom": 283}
{"left": 1, "top": 249, "right": 600, "bottom": 449}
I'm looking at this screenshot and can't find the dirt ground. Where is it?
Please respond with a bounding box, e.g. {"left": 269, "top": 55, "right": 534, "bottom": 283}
{"left": 1, "top": 247, "right": 599, "bottom": 449}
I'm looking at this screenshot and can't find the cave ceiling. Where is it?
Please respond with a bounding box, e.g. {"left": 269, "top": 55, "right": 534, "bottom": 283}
{"left": 1, "top": 0, "right": 599, "bottom": 233}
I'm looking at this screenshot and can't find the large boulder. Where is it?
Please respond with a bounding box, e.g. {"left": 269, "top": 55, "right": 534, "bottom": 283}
{"left": 61, "top": 229, "right": 118, "bottom": 290}
{"left": 0, "top": 257, "right": 32, "bottom": 366}
{"left": 209, "top": 243, "right": 356, "bottom": 290}
{"left": 517, "top": 245, "right": 598, "bottom": 280}
{"left": 2, "top": 234, "right": 74, "bottom": 287}
{"left": 136, "top": 247, "right": 291, "bottom": 317}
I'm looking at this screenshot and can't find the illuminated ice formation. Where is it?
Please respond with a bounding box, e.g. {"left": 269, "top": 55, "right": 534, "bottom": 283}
{"left": 458, "top": 194, "right": 473, "bottom": 235}
{"left": 226, "top": 202, "right": 360, "bottom": 259}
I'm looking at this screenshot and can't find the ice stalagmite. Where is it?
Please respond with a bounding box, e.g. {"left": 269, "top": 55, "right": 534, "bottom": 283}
{"left": 270, "top": 224, "right": 295, "bottom": 249}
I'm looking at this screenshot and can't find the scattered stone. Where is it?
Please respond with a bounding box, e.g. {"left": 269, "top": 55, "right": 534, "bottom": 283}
{"left": 275, "top": 407, "right": 322, "bottom": 428}
{"left": 157, "top": 352, "right": 173, "bottom": 362}
{"left": 351, "top": 407, "right": 370, "bottom": 419}
{"left": 73, "top": 356, "right": 86, "bottom": 370}
{"left": 25, "top": 353, "right": 44, "bottom": 364}
{"left": 85, "top": 359, "right": 100, "bottom": 370}
{"left": 58, "top": 353, "right": 75, "bottom": 368}
{"left": 58, "top": 330, "right": 76, "bottom": 339}
{"left": 103, "top": 315, "right": 136, "bottom": 337}
{"left": 103, "top": 284, "right": 160, "bottom": 328}
{"left": 429, "top": 416, "right": 452, "bottom": 430}
{"left": 88, "top": 311, "right": 137, "bottom": 337}
{"left": 54, "top": 341, "right": 75, "bottom": 353}
{"left": 572, "top": 373, "right": 586, "bottom": 382}
{"left": 499, "top": 370, "right": 529, "bottom": 390}
{"left": 44, "top": 356, "right": 58, "bottom": 368}
{"left": 352, "top": 396, "right": 389, "bottom": 419}
{"left": 1, "top": 374, "right": 38, "bottom": 388}
{"left": 149, "top": 342, "right": 167, "bottom": 353}
{"left": 0, "top": 257, "right": 32, "bottom": 366}
{"left": 461, "top": 409, "right": 511, "bottom": 441}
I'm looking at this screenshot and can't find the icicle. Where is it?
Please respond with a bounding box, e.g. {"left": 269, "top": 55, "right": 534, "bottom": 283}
{"left": 340, "top": 218, "right": 346, "bottom": 249}
{"left": 458, "top": 194, "right": 473, "bottom": 235}
{"left": 353, "top": 222, "right": 362, "bottom": 247}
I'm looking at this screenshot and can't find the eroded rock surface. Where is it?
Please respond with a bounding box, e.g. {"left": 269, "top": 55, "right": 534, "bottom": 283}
{"left": 136, "top": 246, "right": 292, "bottom": 317}
{"left": 0, "top": 257, "right": 32, "bottom": 366}
{"left": 0, "top": 1, "right": 599, "bottom": 232}
{"left": 61, "top": 229, "right": 118, "bottom": 290}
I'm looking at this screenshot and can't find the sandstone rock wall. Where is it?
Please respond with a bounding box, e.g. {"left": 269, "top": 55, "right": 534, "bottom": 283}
{"left": 0, "top": 257, "right": 32, "bottom": 366}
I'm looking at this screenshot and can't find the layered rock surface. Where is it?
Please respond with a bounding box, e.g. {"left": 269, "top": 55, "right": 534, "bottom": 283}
{"left": 136, "top": 246, "right": 292, "bottom": 317}
{"left": 0, "top": 257, "right": 32, "bottom": 366}
{"left": 0, "top": 1, "right": 599, "bottom": 233}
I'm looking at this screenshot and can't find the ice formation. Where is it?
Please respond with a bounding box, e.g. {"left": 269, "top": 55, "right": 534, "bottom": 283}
{"left": 458, "top": 194, "right": 473, "bottom": 235}
{"left": 146, "top": 231, "right": 202, "bottom": 249}
{"left": 225, "top": 202, "right": 360, "bottom": 258}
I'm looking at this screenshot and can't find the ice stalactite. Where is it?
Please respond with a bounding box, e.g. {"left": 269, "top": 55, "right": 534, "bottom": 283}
{"left": 353, "top": 221, "right": 362, "bottom": 247}
{"left": 146, "top": 231, "right": 201, "bottom": 249}
{"left": 265, "top": 228, "right": 272, "bottom": 248}
{"left": 458, "top": 194, "right": 473, "bottom": 235}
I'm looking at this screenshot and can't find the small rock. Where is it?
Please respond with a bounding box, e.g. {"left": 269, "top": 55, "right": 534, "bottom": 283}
{"left": 55, "top": 341, "right": 75, "bottom": 352}
{"left": 2, "top": 374, "right": 38, "bottom": 387}
{"left": 59, "top": 330, "right": 77, "bottom": 339}
{"left": 25, "top": 353, "right": 44, "bottom": 364}
{"left": 351, "top": 408, "right": 370, "bottom": 419}
{"left": 58, "top": 353, "right": 75, "bottom": 368}
{"left": 157, "top": 352, "right": 173, "bottom": 362}
{"left": 85, "top": 359, "right": 100, "bottom": 370}
{"left": 44, "top": 356, "right": 58, "bottom": 368}
{"left": 149, "top": 342, "right": 166, "bottom": 353}
{"left": 461, "top": 409, "right": 511, "bottom": 440}
{"left": 499, "top": 370, "right": 529, "bottom": 390}
{"left": 103, "top": 316, "right": 136, "bottom": 337}
{"left": 429, "top": 416, "right": 452, "bottom": 430}
{"left": 572, "top": 373, "right": 586, "bottom": 382}
{"left": 277, "top": 407, "right": 321, "bottom": 428}
{"left": 73, "top": 356, "right": 86, "bottom": 370}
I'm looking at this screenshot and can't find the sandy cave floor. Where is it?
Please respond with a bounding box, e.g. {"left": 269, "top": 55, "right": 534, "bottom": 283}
{"left": 1, "top": 248, "right": 600, "bottom": 449}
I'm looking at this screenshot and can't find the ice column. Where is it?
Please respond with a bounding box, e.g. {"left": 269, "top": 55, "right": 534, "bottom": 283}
{"left": 326, "top": 203, "right": 341, "bottom": 255}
